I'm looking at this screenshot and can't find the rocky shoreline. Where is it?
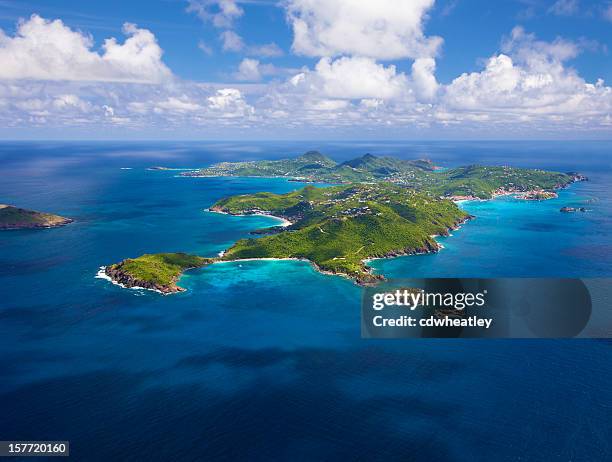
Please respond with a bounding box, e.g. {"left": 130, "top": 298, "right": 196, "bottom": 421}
{"left": 104, "top": 254, "right": 212, "bottom": 294}
{"left": 104, "top": 264, "right": 185, "bottom": 294}
{"left": 103, "top": 216, "right": 474, "bottom": 292}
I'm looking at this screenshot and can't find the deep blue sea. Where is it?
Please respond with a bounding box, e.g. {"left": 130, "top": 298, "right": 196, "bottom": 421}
{"left": 0, "top": 141, "right": 611, "bottom": 461}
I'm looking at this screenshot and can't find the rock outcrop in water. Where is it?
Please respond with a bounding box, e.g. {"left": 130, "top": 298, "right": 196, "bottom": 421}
{"left": 560, "top": 206, "right": 587, "bottom": 213}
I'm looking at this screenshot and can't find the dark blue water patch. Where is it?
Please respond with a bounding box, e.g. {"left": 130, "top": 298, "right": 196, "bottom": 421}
{"left": 518, "top": 222, "right": 562, "bottom": 232}
{"left": 561, "top": 244, "right": 612, "bottom": 260}
{"left": 1, "top": 342, "right": 610, "bottom": 461}
{"left": 0, "top": 368, "right": 456, "bottom": 461}
{"left": 0, "top": 141, "right": 611, "bottom": 460}
{"left": 0, "top": 255, "right": 73, "bottom": 276}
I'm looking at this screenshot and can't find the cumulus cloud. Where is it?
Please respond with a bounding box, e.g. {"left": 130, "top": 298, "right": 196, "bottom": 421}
{"left": 411, "top": 58, "right": 438, "bottom": 102}
{"left": 1, "top": 12, "right": 610, "bottom": 137}
{"left": 291, "top": 56, "right": 409, "bottom": 100}
{"left": 235, "top": 58, "right": 263, "bottom": 81}
{"left": 441, "top": 27, "right": 612, "bottom": 127}
{"left": 285, "top": 0, "right": 442, "bottom": 60}
{"left": 207, "top": 88, "right": 255, "bottom": 117}
{"left": 502, "top": 26, "right": 580, "bottom": 66}
{"left": 0, "top": 15, "right": 171, "bottom": 83}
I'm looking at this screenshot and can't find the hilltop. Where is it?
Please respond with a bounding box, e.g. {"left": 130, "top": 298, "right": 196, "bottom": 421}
{"left": 181, "top": 151, "right": 436, "bottom": 184}
{"left": 0, "top": 204, "right": 73, "bottom": 230}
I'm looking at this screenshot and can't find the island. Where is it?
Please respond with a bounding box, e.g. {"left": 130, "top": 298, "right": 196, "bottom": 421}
{"left": 104, "top": 253, "right": 213, "bottom": 294}
{"left": 0, "top": 204, "right": 73, "bottom": 230}
{"left": 104, "top": 151, "right": 588, "bottom": 293}
{"left": 180, "top": 151, "right": 585, "bottom": 200}
{"left": 104, "top": 184, "right": 470, "bottom": 289}
{"left": 213, "top": 184, "right": 471, "bottom": 284}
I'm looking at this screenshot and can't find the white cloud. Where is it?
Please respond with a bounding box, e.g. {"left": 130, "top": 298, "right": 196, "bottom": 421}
{"left": 502, "top": 26, "right": 580, "bottom": 67}
{"left": 247, "top": 42, "right": 284, "bottom": 58}
{"left": 411, "top": 58, "right": 438, "bottom": 101}
{"left": 186, "top": 0, "right": 243, "bottom": 28}
{"left": 156, "top": 96, "right": 202, "bottom": 113}
{"left": 285, "top": 0, "right": 442, "bottom": 60}
{"left": 0, "top": 15, "right": 171, "bottom": 83}
{"left": 442, "top": 28, "right": 612, "bottom": 126}
{"left": 309, "top": 99, "right": 349, "bottom": 111}
{"left": 548, "top": 0, "right": 579, "bottom": 16}
{"left": 292, "top": 56, "right": 409, "bottom": 100}
{"left": 220, "top": 30, "right": 244, "bottom": 52}
{"left": 207, "top": 88, "right": 255, "bottom": 117}
{"left": 1, "top": 12, "right": 610, "bottom": 137}
{"left": 235, "top": 58, "right": 263, "bottom": 81}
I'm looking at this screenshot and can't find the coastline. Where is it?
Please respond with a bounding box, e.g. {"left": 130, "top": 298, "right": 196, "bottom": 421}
{"left": 100, "top": 177, "right": 582, "bottom": 294}
{"left": 95, "top": 266, "right": 166, "bottom": 295}
{"left": 205, "top": 208, "right": 293, "bottom": 227}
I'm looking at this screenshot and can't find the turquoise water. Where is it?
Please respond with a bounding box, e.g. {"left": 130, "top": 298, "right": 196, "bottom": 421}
{"left": 0, "top": 141, "right": 611, "bottom": 460}
{"left": 373, "top": 183, "right": 610, "bottom": 278}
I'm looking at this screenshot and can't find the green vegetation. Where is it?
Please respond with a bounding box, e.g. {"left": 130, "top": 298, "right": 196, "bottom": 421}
{"left": 0, "top": 204, "right": 73, "bottom": 230}
{"left": 427, "top": 166, "right": 573, "bottom": 199}
{"left": 105, "top": 253, "right": 213, "bottom": 293}
{"left": 182, "top": 151, "right": 436, "bottom": 184}
{"left": 182, "top": 152, "right": 577, "bottom": 200}
{"left": 215, "top": 184, "right": 470, "bottom": 283}
{"left": 104, "top": 151, "right": 586, "bottom": 293}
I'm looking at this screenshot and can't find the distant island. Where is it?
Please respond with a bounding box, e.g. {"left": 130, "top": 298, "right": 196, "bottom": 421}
{"left": 0, "top": 204, "right": 73, "bottom": 230}
{"left": 104, "top": 151, "right": 587, "bottom": 293}
{"left": 181, "top": 151, "right": 586, "bottom": 200}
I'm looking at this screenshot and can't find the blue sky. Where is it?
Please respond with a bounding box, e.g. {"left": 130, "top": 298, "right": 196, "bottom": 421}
{"left": 0, "top": 0, "right": 611, "bottom": 139}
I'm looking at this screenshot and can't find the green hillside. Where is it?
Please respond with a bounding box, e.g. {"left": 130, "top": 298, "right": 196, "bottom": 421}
{"left": 181, "top": 152, "right": 577, "bottom": 199}
{"left": 105, "top": 253, "right": 213, "bottom": 293}
{"left": 0, "top": 204, "right": 73, "bottom": 230}
{"left": 215, "top": 184, "right": 470, "bottom": 283}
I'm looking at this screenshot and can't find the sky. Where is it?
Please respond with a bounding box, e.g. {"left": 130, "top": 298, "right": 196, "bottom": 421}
{"left": 0, "top": 0, "right": 611, "bottom": 140}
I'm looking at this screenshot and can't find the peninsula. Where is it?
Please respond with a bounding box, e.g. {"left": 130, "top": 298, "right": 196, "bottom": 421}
{"left": 104, "top": 151, "right": 587, "bottom": 293}
{"left": 0, "top": 204, "right": 73, "bottom": 230}
{"left": 104, "top": 184, "right": 470, "bottom": 291}
{"left": 104, "top": 253, "right": 213, "bottom": 294}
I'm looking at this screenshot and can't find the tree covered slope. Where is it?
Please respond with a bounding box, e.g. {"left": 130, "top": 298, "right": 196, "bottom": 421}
{"left": 214, "top": 184, "right": 470, "bottom": 283}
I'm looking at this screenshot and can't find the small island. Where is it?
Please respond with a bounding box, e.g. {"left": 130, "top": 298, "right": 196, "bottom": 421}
{"left": 104, "top": 253, "right": 213, "bottom": 294}
{"left": 0, "top": 204, "right": 73, "bottom": 230}
{"left": 560, "top": 206, "right": 587, "bottom": 213}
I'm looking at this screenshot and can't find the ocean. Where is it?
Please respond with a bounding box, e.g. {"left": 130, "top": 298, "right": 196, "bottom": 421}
{"left": 0, "top": 141, "right": 610, "bottom": 460}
